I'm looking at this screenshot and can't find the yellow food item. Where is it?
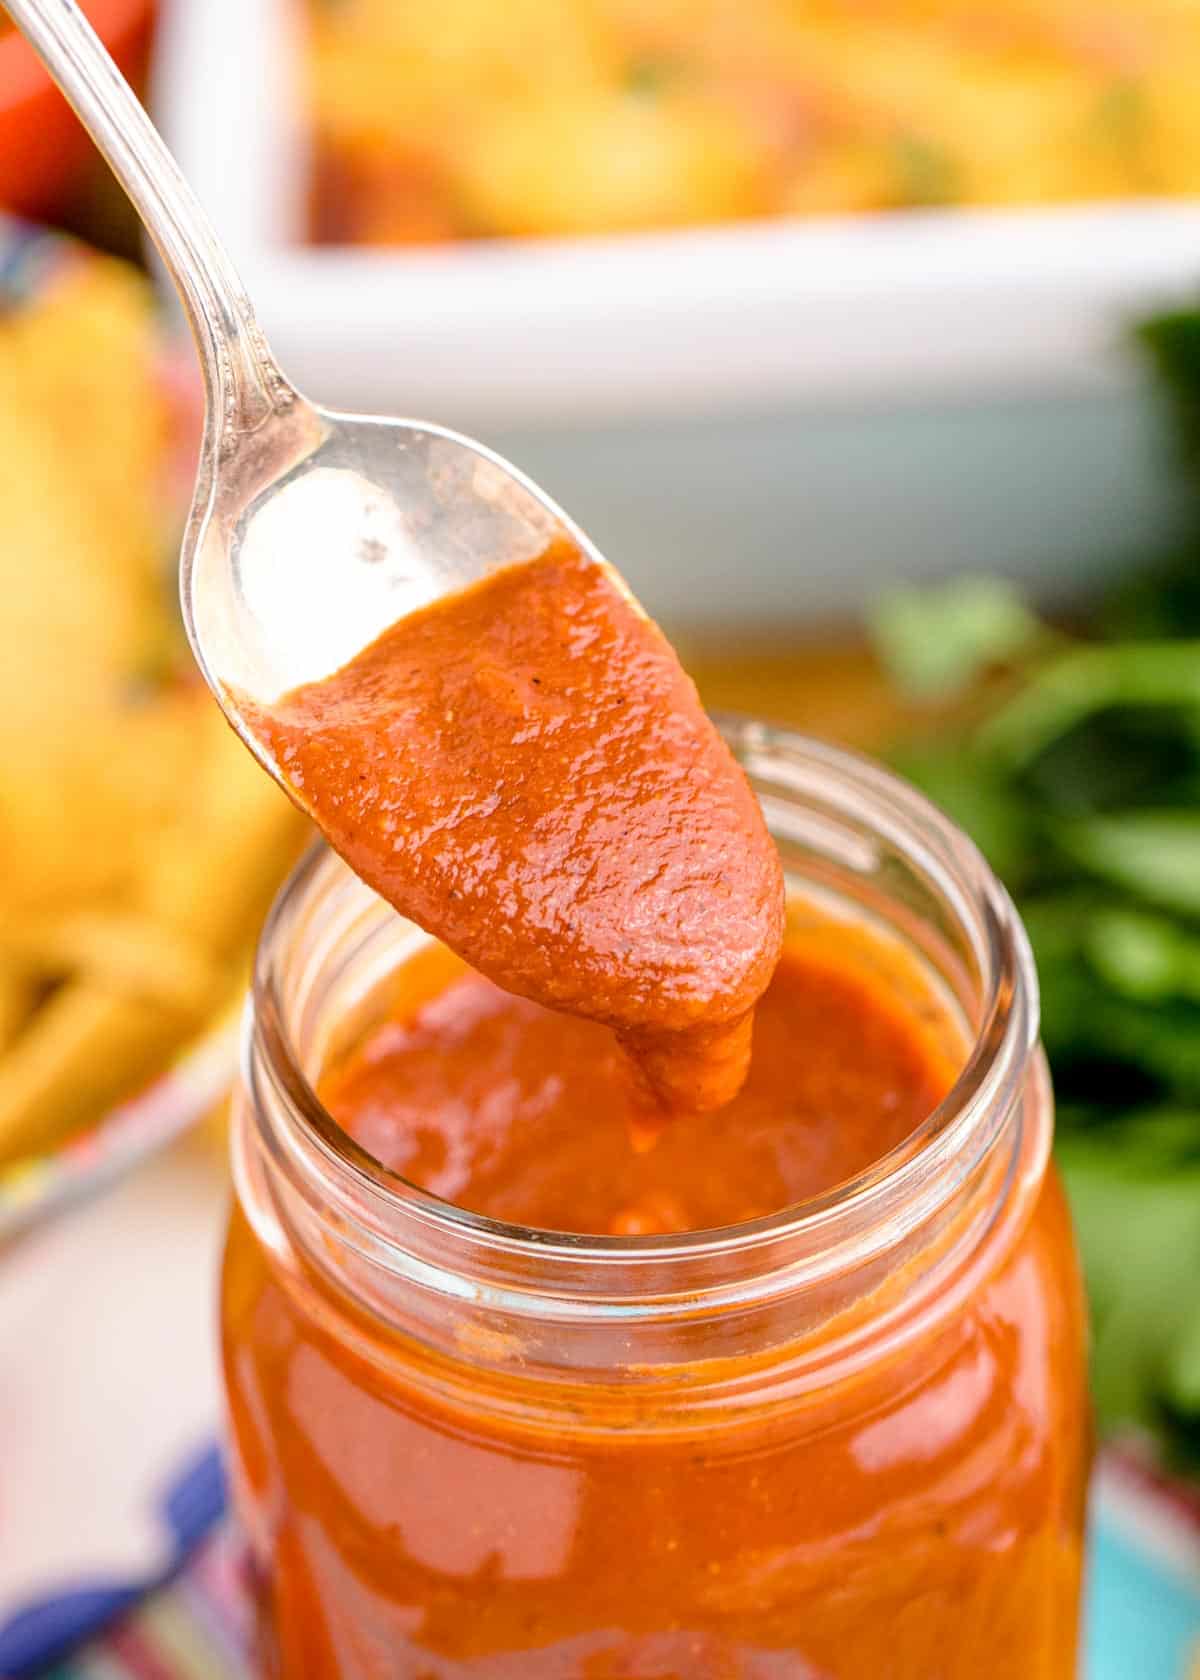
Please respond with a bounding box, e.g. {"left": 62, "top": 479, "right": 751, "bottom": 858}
{"left": 303, "top": 0, "right": 1200, "bottom": 241}
{"left": 453, "top": 88, "right": 767, "bottom": 235}
{"left": 0, "top": 250, "right": 307, "bottom": 1169}
{"left": 0, "top": 983, "right": 188, "bottom": 1164}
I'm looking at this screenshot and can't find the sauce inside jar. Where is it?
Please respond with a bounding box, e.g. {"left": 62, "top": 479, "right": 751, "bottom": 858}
{"left": 319, "top": 903, "right": 963, "bottom": 1236}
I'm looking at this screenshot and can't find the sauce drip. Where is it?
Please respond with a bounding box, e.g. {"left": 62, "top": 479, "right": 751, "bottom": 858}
{"left": 250, "top": 540, "right": 784, "bottom": 1111}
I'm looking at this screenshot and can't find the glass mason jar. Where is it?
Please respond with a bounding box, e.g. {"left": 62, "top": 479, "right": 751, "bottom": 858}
{"left": 221, "top": 720, "right": 1091, "bottom": 1680}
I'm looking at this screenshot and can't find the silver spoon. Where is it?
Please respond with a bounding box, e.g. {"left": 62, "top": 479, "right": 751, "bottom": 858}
{"left": 5, "top": 0, "right": 612, "bottom": 762}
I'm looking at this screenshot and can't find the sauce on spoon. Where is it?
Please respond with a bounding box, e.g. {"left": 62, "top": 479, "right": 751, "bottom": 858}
{"left": 247, "top": 538, "right": 784, "bottom": 1110}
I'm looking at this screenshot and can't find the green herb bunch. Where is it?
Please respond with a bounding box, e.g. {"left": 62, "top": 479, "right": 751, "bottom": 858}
{"left": 871, "top": 313, "right": 1200, "bottom": 1469}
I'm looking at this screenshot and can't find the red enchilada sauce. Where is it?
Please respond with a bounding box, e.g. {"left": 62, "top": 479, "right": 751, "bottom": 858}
{"left": 247, "top": 539, "right": 784, "bottom": 1114}
{"left": 223, "top": 549, "right": 1089, "bottom": 1674}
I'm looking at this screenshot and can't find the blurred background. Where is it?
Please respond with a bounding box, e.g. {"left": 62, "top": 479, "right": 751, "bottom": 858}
{"left": 3, "top": 1, "right": 1200, "bottom": 1674}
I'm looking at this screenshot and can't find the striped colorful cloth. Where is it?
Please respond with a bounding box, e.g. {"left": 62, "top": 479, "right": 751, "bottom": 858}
{"left": 46, "top": 1528, "right": 251, "bottom": 1680}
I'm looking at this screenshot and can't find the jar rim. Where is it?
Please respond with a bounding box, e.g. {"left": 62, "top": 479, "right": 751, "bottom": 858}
{"left": 248, "top": 717, "right": 1040, "bottom": 1288}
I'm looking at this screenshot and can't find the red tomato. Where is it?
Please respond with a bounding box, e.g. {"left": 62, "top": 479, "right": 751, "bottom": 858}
{"left": 0, "top": 1, "right": 155, "bottom": 220}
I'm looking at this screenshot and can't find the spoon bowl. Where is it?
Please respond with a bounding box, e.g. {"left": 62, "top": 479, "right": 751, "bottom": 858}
{"left": 183, "top": 386, "right": 597, "bottom": 772}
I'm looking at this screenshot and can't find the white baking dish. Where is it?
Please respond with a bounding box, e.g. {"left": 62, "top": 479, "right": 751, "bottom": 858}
{"left": 153, "top": 0, "right": 1200, "bottom": 624}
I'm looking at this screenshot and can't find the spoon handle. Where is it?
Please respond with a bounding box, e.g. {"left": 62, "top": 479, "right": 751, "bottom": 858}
{"left": 5, "top": 0, "right": 287, "bottom": 439}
